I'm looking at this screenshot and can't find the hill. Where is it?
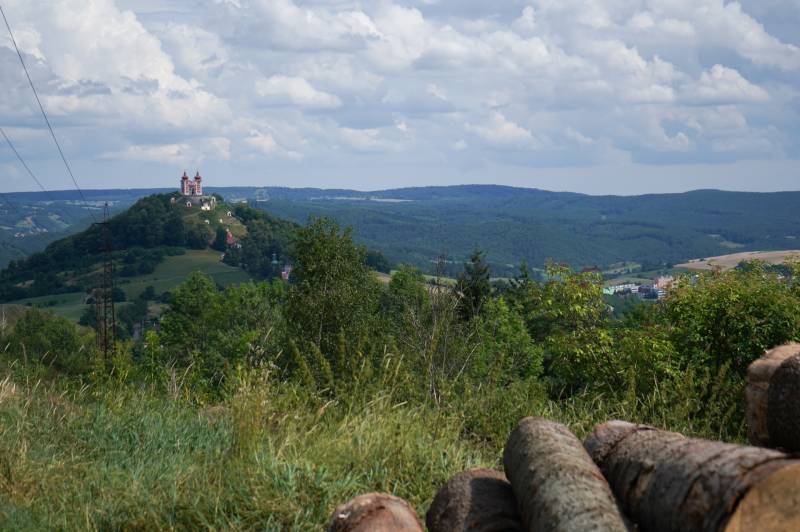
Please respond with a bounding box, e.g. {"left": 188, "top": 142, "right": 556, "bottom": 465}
{"left": 0, "top": 192, "right": 296, "bottom": 328}
{"left": 0, "top": 188, "right": 168, "bottom": 269}
{"left": 2, "top": 185, "right": 799, "bottom": 276}
{"left": 246, "top": 186, "right": 800, "bottom": 276}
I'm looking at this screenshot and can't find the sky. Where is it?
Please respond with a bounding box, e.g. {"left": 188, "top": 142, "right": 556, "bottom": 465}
{"left": 0, "top": 0, "right": 798, "bottom": 195}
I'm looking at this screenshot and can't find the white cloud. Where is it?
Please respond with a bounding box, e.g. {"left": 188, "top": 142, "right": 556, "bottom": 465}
{"left": 244, "top": 130, "right": 279, "bottom": 155}
{"left": 256, "top": 75, "right": 342, "bottom": 109}
{"left": 466, "top": 113, "right": 537, "bottom": 147}
{"left": 0, "top": 0, "right": 797, "bottom": 192}
{"left": 103, "top": 136, "right": 230, "bottom": 163}
{"left": 685, "top": 65, "right": 769, "bottom": 104}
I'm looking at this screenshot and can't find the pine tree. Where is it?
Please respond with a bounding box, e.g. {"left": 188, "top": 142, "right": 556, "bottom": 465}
{"left": 455, "top": 248, "right": 491, "bottom": 320}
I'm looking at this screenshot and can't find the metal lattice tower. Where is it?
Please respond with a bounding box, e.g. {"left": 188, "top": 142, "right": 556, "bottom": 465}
{"left": 94, "top": 203, "right": 116, "bottom": 365}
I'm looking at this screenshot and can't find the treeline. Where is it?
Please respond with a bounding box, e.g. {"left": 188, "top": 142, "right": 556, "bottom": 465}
{"left": 4, "top": 217, "right": 800, "bottom": 445}
{"left": 260, "top": 186, "right": 800, "bottom": 274}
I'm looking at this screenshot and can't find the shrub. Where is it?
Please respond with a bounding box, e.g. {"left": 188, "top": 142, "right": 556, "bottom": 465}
{"left": 4, "top": 308, "right": 94, "bottom": 374}
{"left": 661, "top": 264, "right": 800, "bottom": 375}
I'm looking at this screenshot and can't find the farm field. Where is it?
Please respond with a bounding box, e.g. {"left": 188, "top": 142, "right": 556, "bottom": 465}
{"left": 674, "top": 250, "right": 800, "bottom": 271}
{"left": 9, "top": 250, "right": 251, "bottom": 321}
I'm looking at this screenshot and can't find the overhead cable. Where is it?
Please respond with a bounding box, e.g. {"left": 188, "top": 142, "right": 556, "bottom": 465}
{"left": 0, "top": 3, "right": 96, "bottom": 222}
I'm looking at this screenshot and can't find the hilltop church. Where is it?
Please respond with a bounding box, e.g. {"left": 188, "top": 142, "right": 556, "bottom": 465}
{"left": 174, "top": 171, "right": 217, "bottom": 211}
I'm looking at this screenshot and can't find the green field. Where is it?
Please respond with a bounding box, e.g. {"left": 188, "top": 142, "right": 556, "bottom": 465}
{"left": 11, "top": 250, "right": 251, "bottom": 321}
{"left": 116, "top": 249, "right": 252, "bottom": 299}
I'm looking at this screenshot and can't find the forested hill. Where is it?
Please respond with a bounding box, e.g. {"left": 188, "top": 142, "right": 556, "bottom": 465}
{"left": 250, "top": 185, "right": 800, "bottom": 274}
{"left": 2, "top": 185, "right": 799, "bottom": 275}
{"left": 0, "top": 193, "right": 296, "bottom": 301}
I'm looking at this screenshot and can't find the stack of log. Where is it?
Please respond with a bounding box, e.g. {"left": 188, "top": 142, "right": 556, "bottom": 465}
{"left": 745, "top": 342, "right": 800, "bottom": 453}
{"left": 327, "top": 343, "right": 800, "bottom": 531}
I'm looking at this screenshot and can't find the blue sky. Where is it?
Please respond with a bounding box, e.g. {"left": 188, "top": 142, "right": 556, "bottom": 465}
{"left": 1, "top": 0, "right": 798, "bottom": 194}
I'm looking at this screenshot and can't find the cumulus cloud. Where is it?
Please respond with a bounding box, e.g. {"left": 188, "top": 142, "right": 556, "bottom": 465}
{"left": 466, "top": 113, "right": 537, "bottom": 147}
{"left": 0, "top": 0, "right": 797, "bottom": 192}
{"left": 685, "top": 65, "right": 770, "bottom": 104}
{"left": 255, "top": 75, "right": 342, "bottom": 109}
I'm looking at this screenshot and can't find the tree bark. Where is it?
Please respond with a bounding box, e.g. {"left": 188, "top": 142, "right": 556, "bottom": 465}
{"left": 426, "top": 468, "right": 522, "bottom": 532}
{"left": 327, "top": 493, "right": 423, "bottom": 532}
{"left": 503, "top": 417, "right": 628, "bottom": 532}
{"left": 746, "top": 342, "right": 800, "bottom": 451}
{"left": 585, "top": 420, "right": 800, "bottom": 532}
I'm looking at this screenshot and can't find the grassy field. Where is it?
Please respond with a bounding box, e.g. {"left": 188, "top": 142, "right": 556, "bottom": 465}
{"left": 10, "top": 250, "right": 251, "bottom": 321}
{"left": 0, "top": 363, "right": 742, "bottom": 530}
{"left": 675, "top": 250, "right": 800, "bottom": 271}
{"left": 117, "top": 249, "right": 251, "bottom": 300}
{"left": 5, "top": 292, "right": 88, "bottom": 321}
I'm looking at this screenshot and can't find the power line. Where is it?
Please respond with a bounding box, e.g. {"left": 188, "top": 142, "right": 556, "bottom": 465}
{"left": 1, "top": 127, "right": 54, "bottom": 202}
{"left": 0, "top": 3, "right": 96, "bottom": 222}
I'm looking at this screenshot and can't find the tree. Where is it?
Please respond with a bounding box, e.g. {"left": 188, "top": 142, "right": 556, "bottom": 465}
{"left": 211, "top": 227, "right": 228, "bottom": 252}
{"left": 157, "top": 273, "right": 284, "bottom": 389}
{"left": 286, "top": 217, "right": 381, "bottom": 360}
{"left": 7, "top": 308, "right": 94, "bottom": 374}
{"left": 471, "top": 297, "right": 543, "bottom": 383}
{"left": 455, "top": 248, "right": 491, "bottom": 320}
{"left": 366, "top": 250, "right": 391, "bottom": 273}
{"left": 158, "top": 272, "right": 220, "bottom": 366}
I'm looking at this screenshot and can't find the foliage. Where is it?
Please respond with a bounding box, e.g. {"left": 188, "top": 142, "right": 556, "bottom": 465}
{"left": 661, "top": 263, "right": 800, "bottom": 374}
{"left": 211, "top": 226, "right": 228, "bottom": 252}
{"left": 455, "top": 248, "right": 492, "bottom": 320}
{"left": 470, "top": 297, "right": 543, "bottom": 383}
{"left": 2, "top": 308, "right": 94, "bottom": 374}
{"left": 286, "top": 218, "right": 381, "bottom": 359}
{"left": 365, "top": 249, "right": 391, "bottom": 273}
{"left": 222, "top": 205, "right": 296, "bottom": 279}
{"left": 157, "top": 273, "right": 284, "bottom": 390}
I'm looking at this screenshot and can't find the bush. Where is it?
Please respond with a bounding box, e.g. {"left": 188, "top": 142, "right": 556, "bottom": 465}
{"left": 4, "top": 308, "right": 94, "bottom": 374}
{"left": 661, "top": 264, "right": 800, "bottom": 375}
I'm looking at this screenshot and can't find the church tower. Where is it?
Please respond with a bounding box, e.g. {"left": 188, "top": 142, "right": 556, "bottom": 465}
{"left": 194, "top": 172, "right": 203, "bottom": 196}
{"left": 181, "top": 171, "right": 190, "bottom": 195}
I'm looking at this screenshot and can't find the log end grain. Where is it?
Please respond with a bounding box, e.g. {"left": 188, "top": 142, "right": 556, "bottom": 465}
{"left": 723, "top": 462, "right": 800, "bottom": 532}
{"left": 747, "top": 343, "right": 800, "bottom": 449}
{"left": 426, "top": 468, "right": 522, "bottom": 532}
{"left": 766, "top": 353, "right": 800, "bottom": 452}
{"left": 327, "top": 493, "right": 423, "bottom": 532}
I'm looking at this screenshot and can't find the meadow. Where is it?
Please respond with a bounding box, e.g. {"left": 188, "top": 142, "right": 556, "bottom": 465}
{"left": 8, "top": 250, "right": 251, "bottom": 321}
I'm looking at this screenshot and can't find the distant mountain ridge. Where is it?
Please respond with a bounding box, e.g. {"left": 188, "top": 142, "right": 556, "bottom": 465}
{"left": 2, "top": 185, "right": 799, "bottom": 275}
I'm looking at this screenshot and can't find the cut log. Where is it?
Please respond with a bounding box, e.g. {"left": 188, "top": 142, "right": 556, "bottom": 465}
{"left": 426, "top": 468, "right": 522, "bottom": 532}
{"left": 327, "top": 492, "right": 423, "bottom": 532}
{"left": 503, "top": 417, "right": 628, "bottom": 532}
{"left": 585, "top": 420, "right": 800, "bottom": 532}
{"left": 746, "top": 342, "right": 800, "bottom": 451}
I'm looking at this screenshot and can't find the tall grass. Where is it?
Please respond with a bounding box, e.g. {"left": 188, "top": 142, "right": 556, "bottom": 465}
{"left": 0, "top": 370, "right": 489, "bottom": 530}
{"left": 0, "top": 357, "right": 745, "bottom": 530}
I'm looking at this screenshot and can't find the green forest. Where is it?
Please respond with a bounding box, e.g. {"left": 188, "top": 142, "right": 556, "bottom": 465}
{"left": 2, "top": 185, "right": 799, "bottom": 277}
{"left": 1, "top": 200, "right": 799, "bottom": 529}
